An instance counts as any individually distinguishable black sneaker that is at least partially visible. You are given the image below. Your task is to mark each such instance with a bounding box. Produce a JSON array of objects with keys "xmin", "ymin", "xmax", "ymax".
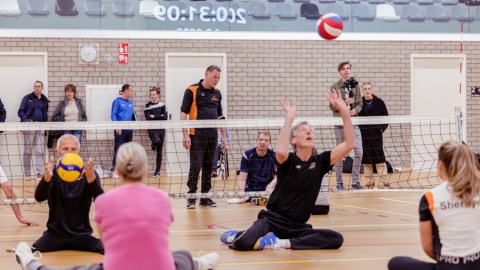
[
  {"xmin": 187, "ymin": 199, "xmax": 196, "ymax": 209},
  {"xmin": 352, "ymin": 183, "xmax": 363, "ymax": 190},
  {"xmin": 199, "ymin": 198, "xmax": 217, "ymax": 207},
  {"xmin": 153, "ymin": 171, "xmax": 160, "ymax": 178}
]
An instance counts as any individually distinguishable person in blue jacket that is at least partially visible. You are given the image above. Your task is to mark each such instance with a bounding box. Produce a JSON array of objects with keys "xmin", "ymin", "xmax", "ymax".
[{"xmin": 111, "ymin": 84, "xmax": 135, "ymax": 177}]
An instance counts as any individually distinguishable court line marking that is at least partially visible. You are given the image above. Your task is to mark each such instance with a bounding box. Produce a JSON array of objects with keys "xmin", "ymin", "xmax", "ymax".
[
  {"xmin": 379, "ymin": 198, "xmax": 419, "ymax": 205},
  {"xmin": 330, "ymin": 202, "xmax": 417, "ymax": 218},
  {"xmin": 218, "ymin": 256, "xmax": 430, "ymax": 266}
]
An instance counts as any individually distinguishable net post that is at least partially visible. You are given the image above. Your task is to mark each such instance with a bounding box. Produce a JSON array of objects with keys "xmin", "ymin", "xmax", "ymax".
[{"xmin": 455, "ymin": 106, "xmax": 463, "ymax": 143}]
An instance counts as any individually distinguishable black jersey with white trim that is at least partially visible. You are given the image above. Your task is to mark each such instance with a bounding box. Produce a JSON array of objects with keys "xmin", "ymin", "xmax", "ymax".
[{"xmin": 267, "ymin": 151, "xmax": 332, "ymax": 224}]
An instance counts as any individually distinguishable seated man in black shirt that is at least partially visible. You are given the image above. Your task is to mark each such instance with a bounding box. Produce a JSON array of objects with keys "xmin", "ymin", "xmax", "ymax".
[
  {"xmin": 32, "ymin": 134, "xmax": 104, "ymax": 254},
  {"xmin": 220, "ymin": 91, "xmax": 355, "ymax": 251}
]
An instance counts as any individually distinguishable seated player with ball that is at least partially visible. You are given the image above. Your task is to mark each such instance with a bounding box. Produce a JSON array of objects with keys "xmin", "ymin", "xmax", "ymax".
[
  {"xmin": 14, "ymin": 142, "xmax": 218, "ymax": 270},
  {"xmin": 31, "ymin": 134, "xmax": 104, "ymax": 254},
  {"xmin": 220, "ymin": 91, "xmax": 354, "ymax": 251}
]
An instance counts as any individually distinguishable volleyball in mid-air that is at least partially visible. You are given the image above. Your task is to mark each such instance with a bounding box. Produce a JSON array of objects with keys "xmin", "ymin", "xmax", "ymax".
[
  {"xmin": 316, "ymin": 13, "xmax": 343, "ymax": 40},
  {"xmin": 56, "ymin": 153, "xmax": 85, "ymax": 182}
]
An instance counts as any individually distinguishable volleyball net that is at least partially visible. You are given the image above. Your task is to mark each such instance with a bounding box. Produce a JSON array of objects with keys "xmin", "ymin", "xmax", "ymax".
[{"xmin": 0, "ymin": 113, "xmax": 464, "ymax": 205}]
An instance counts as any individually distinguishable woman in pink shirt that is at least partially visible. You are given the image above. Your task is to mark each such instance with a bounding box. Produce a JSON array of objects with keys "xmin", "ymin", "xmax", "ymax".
[{"xmin": 14, "ymin": 142, "xmax": 219, "ymax": 270}]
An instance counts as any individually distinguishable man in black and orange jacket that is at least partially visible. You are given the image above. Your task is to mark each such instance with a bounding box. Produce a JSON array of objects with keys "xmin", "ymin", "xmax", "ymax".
[{"xmin": 180, "ymin": 65, "xmax": 228, "ymax": 209}]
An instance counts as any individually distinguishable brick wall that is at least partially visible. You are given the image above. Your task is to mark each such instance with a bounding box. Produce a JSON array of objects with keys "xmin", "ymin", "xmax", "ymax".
[{"xmin": 1, "ymin": 37, "xmax": 479, "ymax": 175}]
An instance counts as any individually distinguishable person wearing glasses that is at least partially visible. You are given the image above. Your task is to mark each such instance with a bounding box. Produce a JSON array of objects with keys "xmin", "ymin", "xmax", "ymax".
[
  {"xmin": 144, "ymin": 87, "xmax": 168, "ymax": 178},
  {"xmin": 180, "ymin": 65, "xmax": 228, "ymax": 209}
]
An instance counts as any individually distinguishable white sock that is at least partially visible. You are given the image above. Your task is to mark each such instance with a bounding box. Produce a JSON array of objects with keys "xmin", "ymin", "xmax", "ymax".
[
  {"xmin": 27, "ymin": 260, "xmax": 42, "ymax": 270},
  {"xmin": 277, "ymin": 239, "xmax": 291, "ymax": 249}
]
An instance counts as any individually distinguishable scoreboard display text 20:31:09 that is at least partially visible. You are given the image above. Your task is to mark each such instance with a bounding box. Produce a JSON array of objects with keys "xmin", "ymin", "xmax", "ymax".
[{"xmin": 153, "ymin": 5, "xmax": 247, "ymax": 24}]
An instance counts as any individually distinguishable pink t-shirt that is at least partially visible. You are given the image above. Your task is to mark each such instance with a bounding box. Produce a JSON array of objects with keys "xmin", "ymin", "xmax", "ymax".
[{"xmin": 94, "ymin": 185, "xmax": 174, "ymax": 270}]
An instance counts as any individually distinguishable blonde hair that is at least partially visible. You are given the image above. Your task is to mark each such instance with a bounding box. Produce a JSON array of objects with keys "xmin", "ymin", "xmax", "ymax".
[
  {"xmin": 116, "ymin": 142, "xmax": 147, "ymax": 182},
  {"xmin": 438, "ymin": 140, "xmax": 480, "ymax": 207},
  {"xmin": 362, "ymin": 82, "xmax": 372, "ymax": 89}
]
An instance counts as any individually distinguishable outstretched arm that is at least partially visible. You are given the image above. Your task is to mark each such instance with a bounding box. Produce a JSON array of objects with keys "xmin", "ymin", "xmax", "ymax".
[
  {"xmin": 276, "ymin": 97, "xmax": 296, "ymax": 165},
  {"xmin": 326, "ymin": 90, "xmax": 355, "ymax": 165},
  {"xmin": 1, "ymin": 182, "xmax": 39, "ymax": 226}
]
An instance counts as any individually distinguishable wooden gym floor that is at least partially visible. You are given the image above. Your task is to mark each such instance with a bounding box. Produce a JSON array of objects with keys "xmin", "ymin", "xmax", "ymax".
[{"xmin": 0, "ymin": 175, "xmax": 434, "ymax": 270}]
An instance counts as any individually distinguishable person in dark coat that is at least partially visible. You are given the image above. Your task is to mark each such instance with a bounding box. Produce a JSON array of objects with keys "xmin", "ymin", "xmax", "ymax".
[{"xmin": 358, "ymin": 82, "xmax": 390, "ymax": 188}]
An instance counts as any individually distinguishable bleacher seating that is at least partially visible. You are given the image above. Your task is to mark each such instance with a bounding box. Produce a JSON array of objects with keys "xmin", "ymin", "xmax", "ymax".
[
  {"xmin": 417, "ymin": 0, "xmax": 435, "ymax": 5},
  {"xmin": 402, "ymin": 5, "xmax": 426, "ymax": 21},
  {"xmin": 452, "ymin": 6, "xmax": 475, "ymax": 22},
  {"xmin": 376, "ymin": 4, "xmax": 401, "ymax": 21},
  {"xmin": 140, "ymin": 0, "xmax": 160, "ymax": 18},
  {"xmin": 441, "ymin": 0, "xmax": 459, "ymax": 5},
  {"xmin": 0, "ymin": 0, "xmax": 21, "ymax": 16},
  {"xmin": 274, "ymin": 3, "xmax": 298, "ymax": 19},
  {"xmin": 113, "ymin": 0, "xmax": 135, "ymax": 17},
  {"xmin": 85, "ymin": 0, "xmax": 107, "ymax": 16},
  {"xmin": 427, "ymin": 5, "xmax": 450, "ymax": 21},
  {"xmin": 27, "ymin": 0, "xmax": 49, "ymax": 16},
  {"xmin": 247, "ymin": 2, "xmax": 271, "ymax": 19},
  {"xmin": 352, "ymin": 3, "xmax": 375, "ymax": 21},
  {"xmin": 326, "ymin": 3, "xmax": 349, "ymax": 20}
]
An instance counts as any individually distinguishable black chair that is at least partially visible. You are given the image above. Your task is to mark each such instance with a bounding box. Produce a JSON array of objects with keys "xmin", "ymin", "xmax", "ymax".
[
  {"xmin": 465, "ymin": 0, "xmax": 480, "ymax": 6},
  {"xmin": 55, "ymin": 0, "xmax": 79, "ymax": 16},
  {"xmin": 300, "ymin": 3, "xmax": 321, "ymax": 19},
  {"xmin": 27, "ymin": 0, "xmax": 49, "ymax": 16}
]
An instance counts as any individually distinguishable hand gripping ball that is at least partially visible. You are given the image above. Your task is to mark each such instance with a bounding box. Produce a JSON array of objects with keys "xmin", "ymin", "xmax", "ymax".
[
  {"xmin": 316, "ymin": 13, "xmax": 343, "ymax": 40},
  {"xmin": 56, "ymin": 153, "xmax": 85, "ymax": 182}
]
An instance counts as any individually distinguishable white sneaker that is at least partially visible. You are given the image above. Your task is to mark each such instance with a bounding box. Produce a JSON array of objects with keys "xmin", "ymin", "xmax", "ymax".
[
  {"xmin": 14, "ymin": 242, "xmax": 41, "ymax": 270},
  {"xmin": 227, "ymin": 197, "xmax": 249, "ymax": 204},
  {"xmin": 194, "ymin": 252, "xmax": 219, "ymax": 270},
  {"xmin": 112, "ymin": 172, "xmax": 119, "ymax": 179}
]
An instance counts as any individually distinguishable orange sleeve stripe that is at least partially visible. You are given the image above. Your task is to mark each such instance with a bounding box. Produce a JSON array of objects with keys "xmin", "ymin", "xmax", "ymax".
[
  {"xmin": 187, "ymin": 86, "xmax": 198, "ymax": 135},
  {"xmin": 425, "ymin": 191, "xmax": 434, "ymax": 214}
]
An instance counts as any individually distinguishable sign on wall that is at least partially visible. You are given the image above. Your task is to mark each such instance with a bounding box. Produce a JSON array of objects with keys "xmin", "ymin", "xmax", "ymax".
[{"xmin": 118, "ymin": 43, "xmax": 129, "ymax": 65}]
